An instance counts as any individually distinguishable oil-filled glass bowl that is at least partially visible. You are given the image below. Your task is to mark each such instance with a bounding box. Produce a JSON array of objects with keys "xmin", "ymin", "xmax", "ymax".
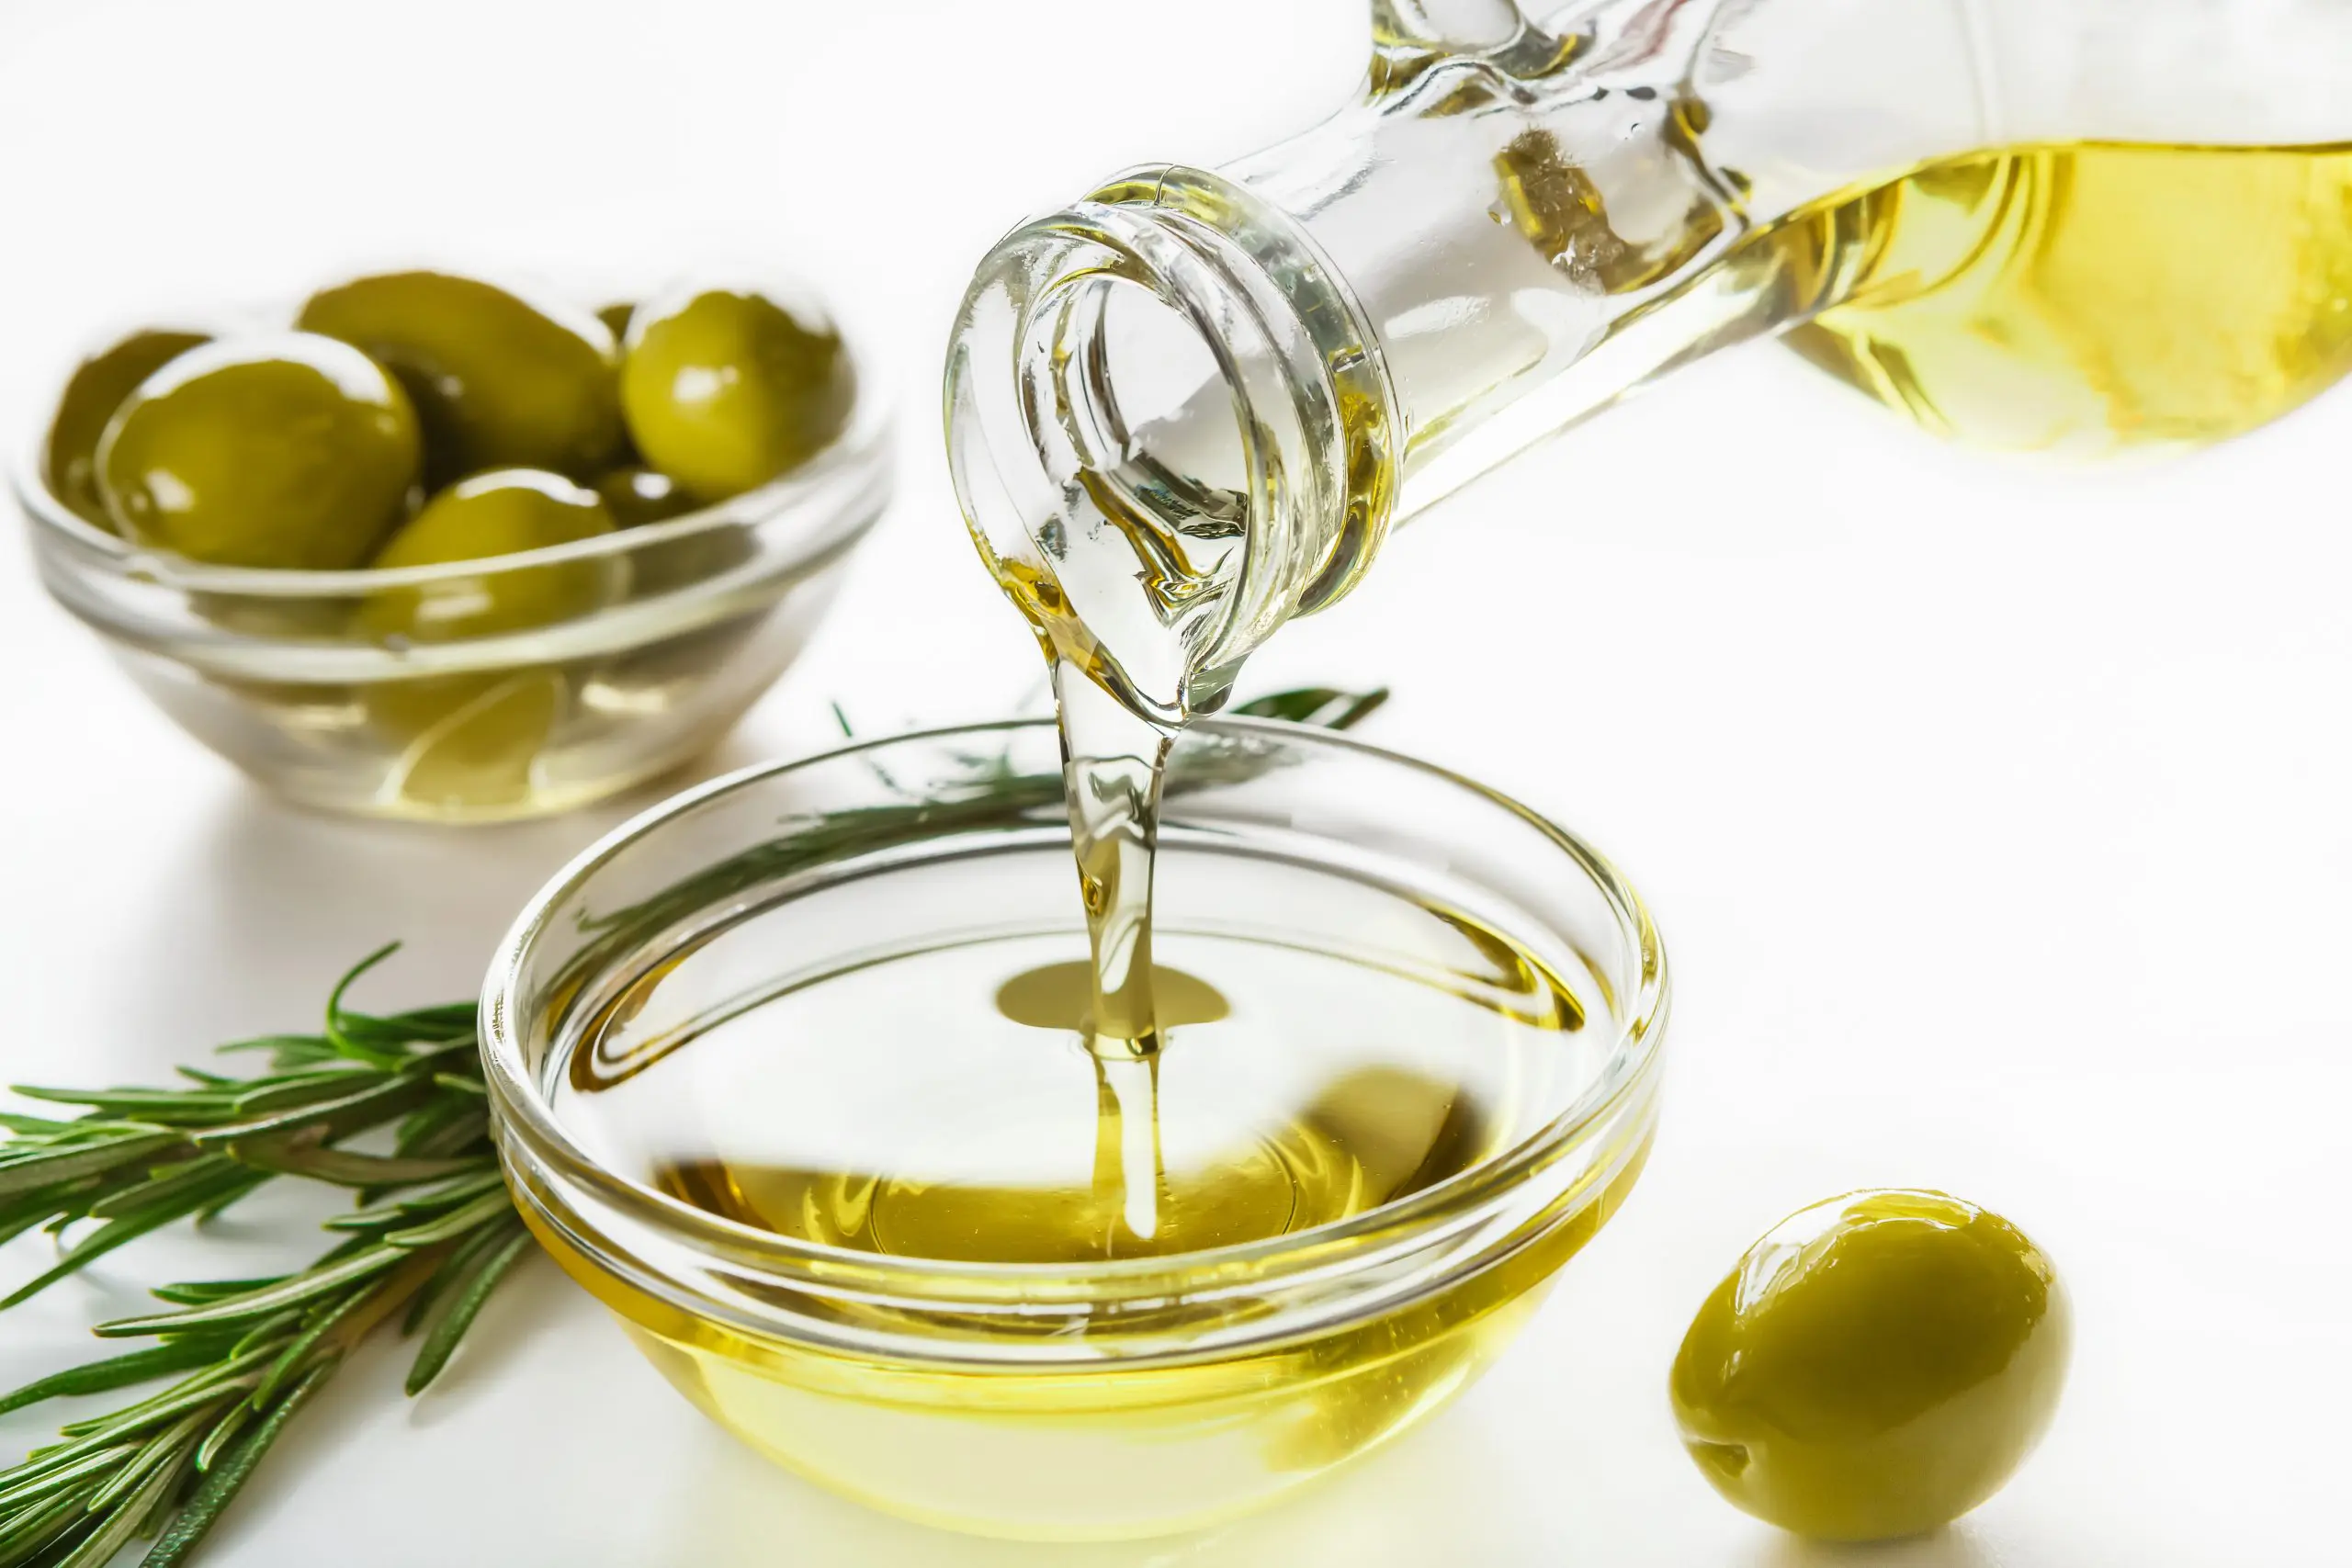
[
  {"xmin": 481, "ymin": 717, "xmax": 1668, "ymax": 1540},
  {"xmin": 13, "ymin": 312, "xmax": 888, "ymax": 824}
]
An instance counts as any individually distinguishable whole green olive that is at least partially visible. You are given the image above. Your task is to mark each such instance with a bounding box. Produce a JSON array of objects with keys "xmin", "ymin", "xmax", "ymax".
[
  {"xmin": 594, "ymin": 465, "xmax": 698, "ymax": 529},
  {"xmin": 360, "ymin": 468, "xmax": 619, "ymax": 644},
  {"xmin": 96, "ymin": 333, "xmax": 421, "ymax": 570},
  {"xmin": 618, "ymin": 285, "xmax": 854, "ymax": 503},
  {"xmin": 1670, "ymin": 1190, "xmax": 2070, "ymax": 1542},
  {"xmin": 595, "ymin": 302, "xmax": 636, "ymax": 341},
  {"xmin": 299, "ymin": 271, "xmax": 626, "ymax": 483},
  {"xmin": 43, "ymin": 329, "xmax": 211, "ymax": 526}
]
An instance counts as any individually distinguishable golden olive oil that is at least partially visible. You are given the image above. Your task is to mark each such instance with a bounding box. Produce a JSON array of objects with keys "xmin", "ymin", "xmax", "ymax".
[
  {"xmin": 552, "ymin": 886, "xmax": 1591, "ymax": 1267},
  {"xmin": 1781, "ymin": 142, "xmax": 2352, "ymax": 451},
  {"xmin": 532, "ymin": 846, "xmax": 1640, "ymax": 1538}
]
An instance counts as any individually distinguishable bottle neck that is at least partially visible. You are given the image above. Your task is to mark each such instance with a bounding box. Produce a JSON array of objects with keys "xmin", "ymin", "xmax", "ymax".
[{"xmin": 946, "ymin": 164, "xmax": 1396, "ymax": 722}]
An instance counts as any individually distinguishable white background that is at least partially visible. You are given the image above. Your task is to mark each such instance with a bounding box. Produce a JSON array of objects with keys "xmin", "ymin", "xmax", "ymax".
[{"xmin": 0, "ymin": 2, "xmax": 2345, "ymax": 1563}]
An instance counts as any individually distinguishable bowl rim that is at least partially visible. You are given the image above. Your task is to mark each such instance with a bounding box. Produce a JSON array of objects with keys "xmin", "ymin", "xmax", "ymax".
[
  {"xmin": 479, "ymin": 713, "xmax": 1670, "ymax": 1312},
  {"xmin": 12, "ymin": 310, "xmax": 891, "ymax": 598}
]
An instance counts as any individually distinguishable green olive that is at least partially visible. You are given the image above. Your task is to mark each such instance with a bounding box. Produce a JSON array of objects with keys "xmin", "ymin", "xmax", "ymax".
[
  {"xmin": 594, "ymin": 465, "xmax": 698, "ymax": 529},
  {"xmin": 298, "ymin": 271, "xmax": 625, "ymax": 483},
  {"xmin": 618, "ymin": 285, "xmax": 854, "ymax": 502},
  {"xmin": 360, "ymin": 468, "xmax": 619, "ymax": 644},
  {"xmin": 360, "ymin": 470, "xmax": 620, "ymax": 810},
  {"xmin": 1670, "ymin": 1190, "xmax": 2070, "ymax": 1542},
  {"xmin": 96, "ymin": 333, "xmax": 421, "ymax": 570},
  {"xmin": 596, "ymin": 302, "xmax": 635, "ymax": 341},
  {"xmin": 43, "ymin": 329, "xmax": 211, "ymax": 526}
]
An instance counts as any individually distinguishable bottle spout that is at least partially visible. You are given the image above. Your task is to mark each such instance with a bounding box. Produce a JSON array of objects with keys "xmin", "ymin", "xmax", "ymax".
[{"xmin": 944, "ymin": 167, "xmax": 1401, "ymax": 724}]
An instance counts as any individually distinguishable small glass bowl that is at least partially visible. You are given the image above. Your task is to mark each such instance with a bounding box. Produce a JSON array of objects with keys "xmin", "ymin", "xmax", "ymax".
[
  {"xmin": 12, "ymin": 324, "xmax": 888, "ymax": 824},
  {"xmin": 482, "ymin": 717, "xmax": 1669, "ymax": 1540}
]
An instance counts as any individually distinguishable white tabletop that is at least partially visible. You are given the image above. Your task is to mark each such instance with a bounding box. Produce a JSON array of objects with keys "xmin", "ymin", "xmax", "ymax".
[{"xmin": 1, "ymin": 2, "xmax": 2344, "ymax": 1563}]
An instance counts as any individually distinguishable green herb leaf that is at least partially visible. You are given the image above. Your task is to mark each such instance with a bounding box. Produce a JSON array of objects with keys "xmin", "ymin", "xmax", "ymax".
[
  {"xmin": 87, "ymin": 1156, "xmax": 242, "ymax": 1220},
  {"xmin": 135, "ymin": 1362, "xmax": 334, "ymax": 1568},
  {"xmin": 224, "ymin": 1136, "xmax": 481, "ymax": 1190},
  {"xmin": 405, "ymin": 1220, "xmax": 533, "ymax": 1393},
  {"xmin": 1, "ymin": 1167, "xmax": 262, "ymax": 1310},
  {"xmin": 146, "ymin": 1279, "xmax": 286, "ymax": 1306},
  {"xmin": 0, "ymin": 1132, "xmax": 187, "ymax": 1201},
  {"xmin": 0, "ymin": 1487, "xmax": 88, "ymax": 1566},
  {"xmin": 95, "ymin": 1248, "xmax": 404, "ymax": 1338},
  {"xmin": 0, "ymin": 1341, "xmax": 230, "ymax": 1419},
  {"xmin": 1231, "ymin": 684, "xmax": 1390, "ymax": 729},
  {"xmin": 189, "ymin": 1071, "xmax": 444, "ymax": 1149},
  {"xmin": 383, "ymin": 1190, "xmax": 513, "ymax": 1250}
]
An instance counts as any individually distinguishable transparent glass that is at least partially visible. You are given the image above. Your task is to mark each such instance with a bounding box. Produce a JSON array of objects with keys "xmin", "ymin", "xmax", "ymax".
[
  {"xmin": 945, "ymin": 0, "xmax": 2352, "ymax": 720},
  {"xmin": 15, "ymin": 302, "xmax": 889, "ymax": 824},
  {"xmin": 481, "ymin": 717, "xmax": 1668, "ymax": 1540}
]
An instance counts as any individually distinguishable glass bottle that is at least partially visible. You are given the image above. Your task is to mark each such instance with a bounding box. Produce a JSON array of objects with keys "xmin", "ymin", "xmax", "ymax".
[{"xmin": 945, "ymin": 0, "xmax": 2352, "ymax": 721}]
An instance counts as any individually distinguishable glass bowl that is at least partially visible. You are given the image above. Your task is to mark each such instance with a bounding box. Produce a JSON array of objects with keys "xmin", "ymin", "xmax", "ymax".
[
  {"xmin": 481, "ymin": 717, "xmax": 1669, "ymax": 1540},
  {"xmin": 12, "ymin": 310, "xmax": 888, "ymax": 823}
]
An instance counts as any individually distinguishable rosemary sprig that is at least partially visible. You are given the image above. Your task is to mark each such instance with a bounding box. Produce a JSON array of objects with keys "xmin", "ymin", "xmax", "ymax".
[
  {"xmin": 0, "ymin": 949, "xmax": 523, "ymax": 1568},
  {"xmin": 0, "ymin": 686, "xmax": 1388, "ymax": 1567}
]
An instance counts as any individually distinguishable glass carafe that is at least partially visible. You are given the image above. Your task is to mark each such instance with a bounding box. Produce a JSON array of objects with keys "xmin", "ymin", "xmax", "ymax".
[{"xmin": 944, "ymin": 0, "xmax": 2352, "ymax": 721}]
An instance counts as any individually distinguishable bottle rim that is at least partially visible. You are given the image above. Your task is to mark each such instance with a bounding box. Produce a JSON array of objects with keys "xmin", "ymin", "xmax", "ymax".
[{"xmin": 943, "ymin": 167, "xmax": 1403, "ymax": 723}]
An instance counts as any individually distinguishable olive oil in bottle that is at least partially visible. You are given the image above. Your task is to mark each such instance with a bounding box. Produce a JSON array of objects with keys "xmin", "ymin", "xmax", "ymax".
[{"xmin": 1777, "ymin": 141, "xmax": 2352, "ymax": 452}]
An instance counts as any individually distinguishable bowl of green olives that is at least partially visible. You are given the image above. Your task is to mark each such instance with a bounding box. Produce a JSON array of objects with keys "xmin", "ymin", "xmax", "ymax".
[{"xmin": 16, "ymin": 269, "xmax": 888, "ymax": 822}]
